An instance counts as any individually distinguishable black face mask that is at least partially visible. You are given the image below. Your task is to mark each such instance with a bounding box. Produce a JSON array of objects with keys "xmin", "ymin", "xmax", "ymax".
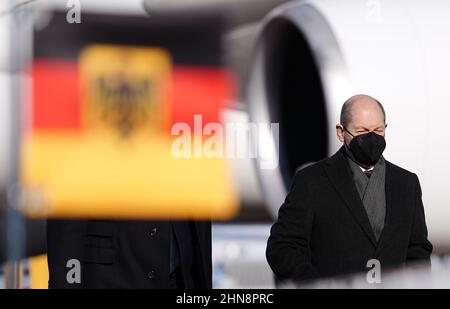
[{"xmin": 343, "ymin": 128, "xmax": 386, "ymax": 166}]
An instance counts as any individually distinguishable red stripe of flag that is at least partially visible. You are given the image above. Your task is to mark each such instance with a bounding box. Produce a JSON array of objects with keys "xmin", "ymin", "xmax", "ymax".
[{"xmin": 31, "ymin": 59, "xmax": 235, "ymax": 131}]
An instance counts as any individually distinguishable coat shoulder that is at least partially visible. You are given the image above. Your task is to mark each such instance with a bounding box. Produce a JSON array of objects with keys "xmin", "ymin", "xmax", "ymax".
[
  {"xmin": 291, "ymin": 157, "xmax": 329, "ymax": 186},
  {"xmin": 385, "ymin": 160, "xmax": 419, "ymax": 182}
]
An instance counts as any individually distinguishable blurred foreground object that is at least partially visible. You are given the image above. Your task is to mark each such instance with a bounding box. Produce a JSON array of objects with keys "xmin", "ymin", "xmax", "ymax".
[
  {"xmin": 29, "ymin": 254, "xmax": 48, "ymax": 289},
  {"xmin": 287, "ymin": 259, "xmax": 450, "ymax": 289},
  {"xmin": 143, "ymin": 0, "xmax": 289, "ymax": 27},
  {"xmin": 20, "ymin": 10, "xmax": 238, "ymax": 219}
]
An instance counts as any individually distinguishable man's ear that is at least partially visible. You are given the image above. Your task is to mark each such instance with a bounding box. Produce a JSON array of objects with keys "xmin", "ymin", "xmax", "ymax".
[{"xmin": 336, "ymin": 124, "xmax": 345, "ymax": 143}]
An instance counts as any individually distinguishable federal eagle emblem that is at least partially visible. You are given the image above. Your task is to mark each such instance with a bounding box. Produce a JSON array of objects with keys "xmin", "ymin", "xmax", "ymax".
[
  {"xmin": 79, "ymin": 44, "xmax": 172, "ymax": 138},
  {"xmin": 94, "ymin": 74, "xmax": 154, "ymax": 137}
]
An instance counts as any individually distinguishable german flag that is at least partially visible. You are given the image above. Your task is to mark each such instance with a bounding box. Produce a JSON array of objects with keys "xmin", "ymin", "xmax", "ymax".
[{"xmin": 21, "ymin": 12, "xmax": 238, "ymax": 220}]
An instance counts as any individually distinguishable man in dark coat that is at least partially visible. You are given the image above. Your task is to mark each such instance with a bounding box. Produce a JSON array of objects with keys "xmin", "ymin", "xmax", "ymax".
[
  {"xmin": 266, "ymin": 94, "xmax": 432, "ymax": 283},
  {"xmin": 47, "ymin": 219, "xmax": 211, "ymax": 289}
]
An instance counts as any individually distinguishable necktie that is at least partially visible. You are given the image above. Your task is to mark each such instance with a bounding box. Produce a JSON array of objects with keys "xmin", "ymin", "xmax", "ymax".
[{"xmin": 364, "ymin": 170, "xmax": 373, "ymax": 178}]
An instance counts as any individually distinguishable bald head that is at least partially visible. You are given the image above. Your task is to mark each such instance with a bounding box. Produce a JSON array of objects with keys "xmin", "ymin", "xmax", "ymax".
[
  {"xmin": 340, "ymin": 94, "xmax": 386, "ymax": 128},
  {"xmin": 336, "ymin": 94, "xmax": 387, "ymax": 152}
]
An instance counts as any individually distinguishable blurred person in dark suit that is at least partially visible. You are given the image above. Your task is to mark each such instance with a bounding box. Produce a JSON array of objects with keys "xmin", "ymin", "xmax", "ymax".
[
  {"xmin": 47, "ymin": 219, "xmax": 211, "ymax": 289},
  {"xmin": 267, "ymin": 94, "xmax": 432, "ymax": 283}
]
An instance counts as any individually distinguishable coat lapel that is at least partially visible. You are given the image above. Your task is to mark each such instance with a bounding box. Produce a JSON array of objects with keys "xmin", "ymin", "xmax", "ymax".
[{"xmin": 324, "ymin": 147, "xmax": 377, "ymax": 246}]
